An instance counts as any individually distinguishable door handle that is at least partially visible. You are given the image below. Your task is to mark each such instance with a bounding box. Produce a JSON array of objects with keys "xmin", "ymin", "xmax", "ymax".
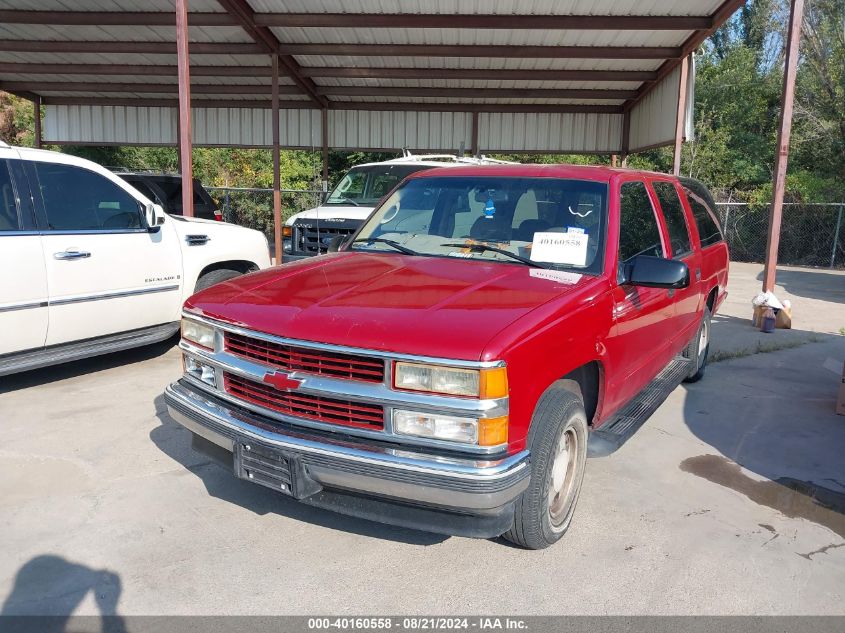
[
  {"xmin": 695, "ymin": 268, "xmax": 701, "ymax": 281},
  {"xmin": 54, "ymin": 249, "xmax": 91, "ymax": 261}
]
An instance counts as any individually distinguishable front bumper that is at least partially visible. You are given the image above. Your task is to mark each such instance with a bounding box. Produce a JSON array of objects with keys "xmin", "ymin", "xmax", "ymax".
[{"xmin": 164, "ymin": 381, "xmax": 530, "ymax": 538}]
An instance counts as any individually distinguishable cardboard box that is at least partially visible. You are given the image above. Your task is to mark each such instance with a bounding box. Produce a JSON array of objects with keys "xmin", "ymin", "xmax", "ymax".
[{"xmin": 752, "ymin": 305, "xmax": 792, "ymax": 329}]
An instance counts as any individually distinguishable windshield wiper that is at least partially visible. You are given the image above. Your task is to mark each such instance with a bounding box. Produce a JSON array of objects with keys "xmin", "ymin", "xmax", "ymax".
[
  {"xmin": 329, "ymin": 197, "xmax": 360, "ymax": 207},
  {"xmin": 351, "ymin": 238, "xmax": 419, "ymax": 256},
  {"xmin": 440, "ymin": 242, "xmax": 550, "ymax": 268}
]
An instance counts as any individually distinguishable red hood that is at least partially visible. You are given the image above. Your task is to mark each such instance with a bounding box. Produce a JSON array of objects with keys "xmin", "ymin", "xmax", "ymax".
[{"xmin": 185, "ymin": 252, "xmax": 595, "ymax": 361}]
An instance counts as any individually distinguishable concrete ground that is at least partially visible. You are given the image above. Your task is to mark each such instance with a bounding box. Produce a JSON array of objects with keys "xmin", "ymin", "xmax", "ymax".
[{"xmin": 0, "ymin": 263, "xmax": 844, "ymax": 616}]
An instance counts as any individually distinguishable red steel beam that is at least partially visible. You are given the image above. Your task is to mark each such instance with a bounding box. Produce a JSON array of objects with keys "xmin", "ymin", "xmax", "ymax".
[
  {"xmin": 0, "ymin": 62, "xmax": 273, "ymax": 77},
  {"xmin": 271, "ymin": 54, "xmax": 282, "ymax": 265},
  {"xmin": 1, "ymin": 81, "xmax": 300, "ymax": 95},
  {"xmin": 32, "ymin": 95, "xmax": 42, "ymax": 148},
  {"xmin": 255, "ymin": 13, "xmax": 712, "ymax": 30},
  {"xmin": 763, "ymin": 0, "xmax": 805, "ymax": 292},
  {"xmin": 0, "ymin": 10, "xmax": 236, "ymax": 26},
  {"xmin": 0, "ymin": 40, "xmax": 263, "ymax": 54},
  {"xmin": 672, "ymin": 55, "xmax": 690, "ymax": 176},
  {"xmin": 0, "ymin": 62, "xmax": 655, "ymax": 83},
  {"xmin": 302, "ymin": 67, "xmax": 658, "ymax": 82},
  {"xmin": 216, "ymin": 0, "xmax": 327, "ymax": 108},
  {"xmin": 176, "ymin": 0, "xmax": 194, "ymax": 218},
  {"xmin": 321, "ymin": 108, "xmax": 329, "ymax": 187},
  {"xmin": 317, "ymin": 86, "xmax": 635, "ymax": 100},
  {"xmin": 279, "ymin": 43, "xmax": 681, "ymax": 59}
]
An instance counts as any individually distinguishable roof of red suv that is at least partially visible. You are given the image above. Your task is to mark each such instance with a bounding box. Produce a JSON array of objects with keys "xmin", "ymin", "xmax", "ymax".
[{"xmin": 405, "ymin": 163, "xmax": 668, "ymax": 182}]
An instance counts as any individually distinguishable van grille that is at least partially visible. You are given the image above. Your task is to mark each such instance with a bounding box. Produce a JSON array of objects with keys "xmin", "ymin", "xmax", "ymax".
[
  {"xmin": 224, "ymin": 373, "xmax": 385, "ymax": 430},
  {"xmin": 225, "ymin": 332, "xmax": 385, "ymax": 383}
]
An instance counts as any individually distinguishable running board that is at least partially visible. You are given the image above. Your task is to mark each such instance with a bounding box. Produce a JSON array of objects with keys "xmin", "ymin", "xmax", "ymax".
[
  {"xmin": 0, "ymin": 322, "xmax": 179, "ymax": 377},
  {"xmin": 588, "ymin": 356, "xmax": 692, "ymax": 458}
]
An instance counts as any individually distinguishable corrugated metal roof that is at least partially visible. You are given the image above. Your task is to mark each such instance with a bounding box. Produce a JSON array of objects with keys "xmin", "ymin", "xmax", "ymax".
[
  {"xmin": 10, "ymin": 0, "xmax": 738, "ymax": 152},
  {"xmin": 249, "ymin": 0, "xmax": 724, "ymax": 17}
]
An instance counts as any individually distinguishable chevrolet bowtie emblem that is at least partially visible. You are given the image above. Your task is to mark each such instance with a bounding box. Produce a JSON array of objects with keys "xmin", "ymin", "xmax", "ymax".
[{"xmin": 262, "ymin": 371, "xmax": 302, "ymax": 391}]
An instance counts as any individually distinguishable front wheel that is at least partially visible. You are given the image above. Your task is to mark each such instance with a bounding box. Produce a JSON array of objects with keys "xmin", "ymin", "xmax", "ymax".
[
  {"xmin": 504, "ymin": 385, "xmax": 588, "ymax": 550},
  {"xmin": 683, "ymin": 305, "xmax": 711, "ymax": 383},
  {"xmin": 194, "ymin": 268, "xmax": 243, "ymax": 293}
]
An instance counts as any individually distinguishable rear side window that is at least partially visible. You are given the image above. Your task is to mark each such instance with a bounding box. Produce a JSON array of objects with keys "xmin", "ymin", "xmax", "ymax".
[
  {"xmin": 652, "ymin": 181, "xmax": 692, "ymax": 257},
  {"xmin": 0, "ymin": 161, "xmax": 19, "ymax": 231},
  {"xmin": 683, "ymin": 187, "xmax": 723, "ymax": 248},
  {"xmin": 33, "ymin": 163, "xmax": 142, "ymax": 231},
  {"xmin": 619, "ymin": 181, "xmax": 664, "ymax": 263}
]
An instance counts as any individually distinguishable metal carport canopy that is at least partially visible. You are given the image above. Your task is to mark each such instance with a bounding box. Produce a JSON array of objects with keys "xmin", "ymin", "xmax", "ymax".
[{"xmin": 0, "ymin": 0, "xmax": 743, "ymax": 155}]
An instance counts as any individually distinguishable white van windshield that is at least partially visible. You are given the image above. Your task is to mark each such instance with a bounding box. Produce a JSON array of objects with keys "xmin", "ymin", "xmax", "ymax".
[{"xmin": 325, "ymin": 165, "xmax": 432, "ymax": 207}]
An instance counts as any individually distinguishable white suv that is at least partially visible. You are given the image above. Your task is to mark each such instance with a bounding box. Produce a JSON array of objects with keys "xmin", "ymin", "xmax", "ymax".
[
  {"xmin": 284, "ymin": 152, "xmax": 515, "ymax": 260},
  {"xmin": 0, "ymin": 143, "xmax": 271, "ymax": 376}
]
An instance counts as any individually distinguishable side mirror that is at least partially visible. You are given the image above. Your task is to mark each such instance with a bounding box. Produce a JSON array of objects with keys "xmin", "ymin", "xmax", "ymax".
[
  {"xmin": 327, "ymin": 235, "xmax": 348, "ymax": 253},
  {"xmin": 144, "ymin": 203, "xmax": 166, "ymax": 233},
  {"xmin": 624, "ymin": 255, "xmax": 690, "ymax": 289}
]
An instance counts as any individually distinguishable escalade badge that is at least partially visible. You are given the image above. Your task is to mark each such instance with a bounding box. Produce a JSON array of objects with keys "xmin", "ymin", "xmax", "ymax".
[{"xmin": 263, "ymin": 371, "xmax": 302, "ymax": 391}]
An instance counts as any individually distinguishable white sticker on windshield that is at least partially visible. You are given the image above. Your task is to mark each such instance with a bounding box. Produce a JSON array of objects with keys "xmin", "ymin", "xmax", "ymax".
[
  {"xmin": 529, "ymin": 269, "xmax": 583, "ymax": 284},
  {"xmin": 530, "ymin": 232, "xmax": 588, "ymax": 266}
]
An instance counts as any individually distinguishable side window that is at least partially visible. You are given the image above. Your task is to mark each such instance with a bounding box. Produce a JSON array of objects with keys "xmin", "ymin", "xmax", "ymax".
[
  {"xmin": 34, "ymin": 163, "xmax": 142, "ymax": 231},
  {"xmin": 619, "ymin": 181, "xmax": 664, "ymax": 264},
  {"xmin": 0, "ymin": 161, "xmax": 19, "ymax": 231},
  {"xmin": 652, "ymin": 181, "xmax": 692, "ymax": 257},
  {"xmin": 683, "ymin": 187, "xmax": 723, "ymax": 248}
]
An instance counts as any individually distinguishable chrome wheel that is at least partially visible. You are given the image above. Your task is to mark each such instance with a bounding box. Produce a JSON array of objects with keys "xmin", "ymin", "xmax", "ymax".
[
  {"xmin": 697, "ymin": 317, "xmax": 709, "ymax": 366},
  {"xmin": 548, "ymin": 427, "xmax": 579, "ymax": 528}
]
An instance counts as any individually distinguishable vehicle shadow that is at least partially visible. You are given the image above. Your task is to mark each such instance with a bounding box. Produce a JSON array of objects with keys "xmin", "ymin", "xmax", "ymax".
[
  {"xmin": 149, "ymin": 395, "xmax": 448, "ymax": 546},
  {"xmin": 679, "ymin": 316, "xmax": 845, "ymax": 539},
  {"xmin": 0, "ymin": 554, "xmax": 126, "ymax": 632},
  {"xmin": 0, "ymin": 336, "xmax": 178, "ymax": 394},
  {"xmin": 754, "ymin": 267, "xmax": 845, "ymax": 304}
]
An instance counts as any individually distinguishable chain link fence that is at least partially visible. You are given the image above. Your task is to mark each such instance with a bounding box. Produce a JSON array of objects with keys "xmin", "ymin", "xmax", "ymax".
[
  {"xmin": 206, "ymin": 187, "xmax": 324, "ymax": 243},
  {"xmin": 206, "ymin": 187, "xmax": 845, "ymax": 270},
  {"xmin": 715, "ymin": 202, "xmax": 845, "ymax": 269}
]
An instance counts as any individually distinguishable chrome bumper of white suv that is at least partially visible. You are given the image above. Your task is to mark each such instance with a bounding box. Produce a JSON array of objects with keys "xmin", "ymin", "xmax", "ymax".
[{"xmin": 164, "ymin": 381, "xmax": 530, "ymax": 537}]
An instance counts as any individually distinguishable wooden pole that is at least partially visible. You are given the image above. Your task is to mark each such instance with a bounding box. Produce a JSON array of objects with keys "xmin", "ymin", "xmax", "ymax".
[
  {"xmin": 672, "ymin": 55, "xmax": 689, "ymax": 177},
  {"xmin": 175, "ymin": 0, "xmax": 193, "ymax": 217},
  {"xmin": 32, "ymin": 95, "xmax": 41, "ymax": 148},
  {"xmin": 763, "ymin": 0, "xmax": 805, "ymax": 292},
  {"xmin": 272, "ymin": 53, "xmax": 282, "ymax": 265}
]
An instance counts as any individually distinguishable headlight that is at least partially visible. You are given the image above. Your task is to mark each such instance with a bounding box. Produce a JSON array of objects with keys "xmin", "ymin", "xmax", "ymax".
[
  {"xmin": 393, "ymin": 362, "xmax": 508, "ymax": 398},
  {"xmin": 393, "ymin": 410, "xmax": 508, "ymax": 446},
  {"xmin": 181, "ymin": 318, "xmax": 215, "ymax": 350}
]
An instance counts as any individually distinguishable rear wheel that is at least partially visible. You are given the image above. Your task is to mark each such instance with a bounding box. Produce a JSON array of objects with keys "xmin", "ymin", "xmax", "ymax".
[
  {"xmin": 194, "ymin": 268, "xmax": 243, "ymax": 293},
  {"xmin": 683, "ymin": 305, "xmax": 711, "ymax": 383},
  {"xmin": 504, "ymin": 385, "xmax": 588, "ymax": 550}
]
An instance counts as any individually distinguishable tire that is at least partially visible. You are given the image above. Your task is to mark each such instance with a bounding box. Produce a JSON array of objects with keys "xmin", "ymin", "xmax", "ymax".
[
  {"xmin": 194, "ymin": 268, "xmax": 243, "ymax": 293},
  {"xmin": 504, "ymin": 385, "xmax": 588, "ymax": 550},
  {"xmin": 683, "ymin": 304, "xmax": 711, "ymax": 383}
]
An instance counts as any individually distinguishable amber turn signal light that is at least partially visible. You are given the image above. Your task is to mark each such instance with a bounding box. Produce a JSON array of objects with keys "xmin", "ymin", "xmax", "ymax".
[
  {"xmin": 478, "ymin": 416, "xmax": 509, "ymax": 446},
  {"xmin": 282, "ymin": 225, "xmax": 292, "ymax": 238},
  {"xmin": 479, "ymin": 367, "xmax": 509, "ymax": 399}
]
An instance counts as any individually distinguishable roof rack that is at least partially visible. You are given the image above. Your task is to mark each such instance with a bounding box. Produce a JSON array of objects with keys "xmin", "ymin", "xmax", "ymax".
[{"xmin": 388, "ymin": 150, "xmax": 519, "ymax": 165}]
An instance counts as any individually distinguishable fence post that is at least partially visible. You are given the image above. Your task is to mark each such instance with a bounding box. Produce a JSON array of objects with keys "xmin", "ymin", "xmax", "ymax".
[
  {"xmin": 224, "ymin": 188, "xmax": 230, "ymax": 222},
  {"xmin": 832, "ymin": 203, "xmax": 844, "ymax": 269}
]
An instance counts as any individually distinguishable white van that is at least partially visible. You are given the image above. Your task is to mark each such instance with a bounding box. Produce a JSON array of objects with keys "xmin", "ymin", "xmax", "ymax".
[
  {"xmin": 283, "ymin": 152, "xmax": 515, "ymax": 260},
  {"xmin": 0, "ymin": 143, "xmax": 271, "ymax": 375}
]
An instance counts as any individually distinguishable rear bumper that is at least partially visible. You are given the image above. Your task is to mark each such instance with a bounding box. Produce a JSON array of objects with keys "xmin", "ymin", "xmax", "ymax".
[{"xmin": 164, "ymin": 381, "xmax": 530, "ymax": 538}]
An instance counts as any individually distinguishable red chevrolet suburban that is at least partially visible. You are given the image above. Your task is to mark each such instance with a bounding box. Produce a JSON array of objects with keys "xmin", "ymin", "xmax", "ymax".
[{"xmin": 164, "ymin": 165, "xmax": 729, "ymax": 549}]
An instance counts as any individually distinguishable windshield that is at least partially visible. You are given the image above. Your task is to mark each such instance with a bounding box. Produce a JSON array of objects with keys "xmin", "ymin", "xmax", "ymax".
[
  {"xmin": 325, "ymin": 164, "xmax": 432, "ymax": 207},
  {"xmin": 352, "ymin": 176, "xmax": 608, "ymax": 273}
]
